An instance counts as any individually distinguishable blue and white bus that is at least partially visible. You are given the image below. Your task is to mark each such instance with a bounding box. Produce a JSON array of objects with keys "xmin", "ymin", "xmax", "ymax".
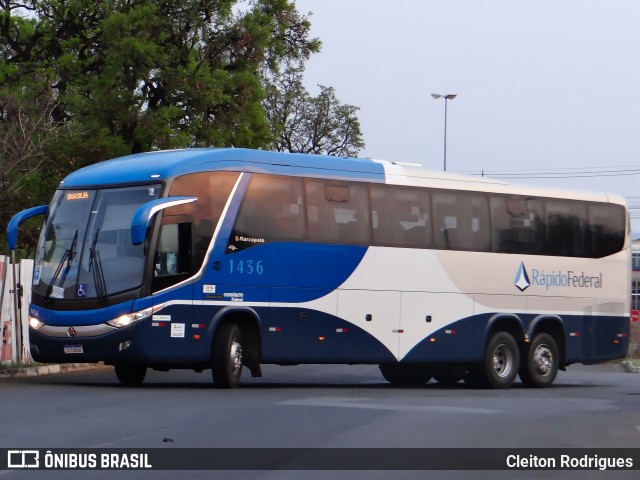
[{"xmin": 8, "ymin": 148, "xmax": 630, "ymax": 388}]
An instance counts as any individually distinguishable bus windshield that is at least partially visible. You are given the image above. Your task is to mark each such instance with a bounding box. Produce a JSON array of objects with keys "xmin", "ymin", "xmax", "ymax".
[{"xmin": 33, "ymin": 185, "xmax": 161, "ymax": 301}]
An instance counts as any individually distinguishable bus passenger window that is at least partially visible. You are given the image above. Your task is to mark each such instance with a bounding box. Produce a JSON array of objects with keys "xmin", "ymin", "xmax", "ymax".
[
  {"xmin": 230, "ymin": 174, "xmax": 305, "ymax": 251},
  {"xmin": 490, "ymin": 196, "xmax": 544, "ymax": 254},
  {"xmin": 371, "ymin": 185, "xmax": 432, "ymax": 248},
  {"xmin": 587, "ymin": 203, "xmax": 625, "ymax": 258},
  {"xmin": 433, "ymin": 191, "xmax": 490, "ymax": 251},
  {"xmin": 305, "ymin": 180, "xmax": 371, "ymax": 245},
  {"xmin": 545, "ymin": 200, "xmax": 587, "ymax": 257}
]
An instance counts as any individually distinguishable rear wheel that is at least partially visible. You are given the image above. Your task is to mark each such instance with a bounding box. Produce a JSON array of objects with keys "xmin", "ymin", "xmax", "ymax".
[
  {"xmin": 484, "ymin": 331, "xmax": 520, "ymax": 388},
  {"xmin": 114, "ymin": 364, "xmax": 146, "ymax": 386},
  {"xmin": 212, "ymin": 323, "xmax": 244, "ymax": 389},
  {"xmin": 465, "ymin": 332, "xmax": 520, "ymax": 389},
  {"xmin": 519, "ymin": 333, "xmax": 559, "ymax": 388},
  {"xmin": 379, "ymin": 364, "xmax": 431, "ymax": 386}
]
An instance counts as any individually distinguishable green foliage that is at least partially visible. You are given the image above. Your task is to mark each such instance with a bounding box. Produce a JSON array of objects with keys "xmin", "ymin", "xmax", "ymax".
[{"xmin": 0, "ymin": 0, "xmax": 329, "ymax": 255}]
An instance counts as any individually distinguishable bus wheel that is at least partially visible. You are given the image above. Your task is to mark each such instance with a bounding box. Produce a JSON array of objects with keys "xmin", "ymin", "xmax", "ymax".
[
  {"xmin": 478, "ymin": 331, "xmax": 520, "ymax": 389},
  {"xmin": 114, "ymin": 364, "xmax": 147, "ymax": 386},
  {"xmin": 519, "ymin": 333, "xmax": 559, "ymax": 388},
  {"xmin": 212, "ymin": 323, "xmax": 244, "ymax": 389},
  {"xmin": 379, "ymin": 364, "xmax": 431, "ymax": 386}
]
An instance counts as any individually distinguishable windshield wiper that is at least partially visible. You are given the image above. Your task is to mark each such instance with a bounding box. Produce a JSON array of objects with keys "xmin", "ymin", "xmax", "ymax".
[
  {"xmin": 44, "ymin": 230, "xmax": 78, "ymax": 303},
  {"xmin": 89, "ymin": 228, "xmax": 108, "ymax": 305}
]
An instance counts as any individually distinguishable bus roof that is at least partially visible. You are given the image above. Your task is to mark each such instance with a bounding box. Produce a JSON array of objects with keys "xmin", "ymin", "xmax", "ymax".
[
  {"xmin": 61, "ymin": 148, "xmax": 386, "ymax": 187},
  {"xmin": 60, "ymin": 148, "xmax": 627, "ymax": 206}
]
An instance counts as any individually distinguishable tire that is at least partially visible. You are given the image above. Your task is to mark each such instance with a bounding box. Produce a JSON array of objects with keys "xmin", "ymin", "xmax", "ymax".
[
  {"xmin": 212, "ymin": 323, "xmax": 244, "ymax": 389},
  {"xmin": 519, "ymin": 333, "xmax": 559, "ymax": 388},
  {"xmin": 114, "ymin": 364, "xmax": 147, "ymax": 386},
  {"xmin": 379, "ymin": 364, "xmax": 431, "ymax": 386},
  {"xmin": 467, "ymin": 332, "xmax": 520, "ymax": 389}
]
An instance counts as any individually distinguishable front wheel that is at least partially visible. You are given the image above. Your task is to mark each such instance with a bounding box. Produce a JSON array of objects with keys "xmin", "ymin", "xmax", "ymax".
[
  {"xmin": 519, "ymin": 333, "xmax": 559, "ymax": 388},
  {"xmin": 212, "ymin": 323, "xmax": 244, "ymax": 389},
  {"xmin": 114, "ymin": 364, "xmax": 147, "ymax": 386}
]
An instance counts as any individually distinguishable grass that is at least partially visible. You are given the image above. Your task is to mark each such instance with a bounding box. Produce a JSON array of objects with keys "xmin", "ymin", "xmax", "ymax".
[
  {"xmin": 0, "ymin": 361, "xmax": 43, "ymax": 371},
  {"xmin": 626, "ymin": 358, "xmax": 640, "ymax": 368}
]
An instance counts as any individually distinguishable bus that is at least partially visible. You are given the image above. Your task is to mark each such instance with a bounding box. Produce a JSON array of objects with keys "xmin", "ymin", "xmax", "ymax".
[{"xmin": 7, "ymin": 148, "xmax": 631, "ymax": 388}]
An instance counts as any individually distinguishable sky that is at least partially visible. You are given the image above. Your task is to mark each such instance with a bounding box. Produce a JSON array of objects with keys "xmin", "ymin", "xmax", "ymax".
[{"xmin": 293, "ymin": 0, "xmax": 640, "ymax": 233}]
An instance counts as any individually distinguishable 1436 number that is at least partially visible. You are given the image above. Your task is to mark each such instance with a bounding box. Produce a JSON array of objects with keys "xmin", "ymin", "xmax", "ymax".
[{"xmin": 229, "ymin": 259, "xmax": 264, "ymax": 275}]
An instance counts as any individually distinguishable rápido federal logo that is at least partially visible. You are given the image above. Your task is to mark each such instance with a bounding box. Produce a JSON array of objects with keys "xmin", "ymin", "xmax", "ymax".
[{"xmin": 515, "ymin": 262, "xmax": 603, "ymax": 292}]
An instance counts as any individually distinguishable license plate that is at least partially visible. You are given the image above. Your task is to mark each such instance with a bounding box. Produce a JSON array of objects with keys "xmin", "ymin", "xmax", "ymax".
[{"xmin": 64, "ymin": 345, "xmax": 84, "ymax": 354}]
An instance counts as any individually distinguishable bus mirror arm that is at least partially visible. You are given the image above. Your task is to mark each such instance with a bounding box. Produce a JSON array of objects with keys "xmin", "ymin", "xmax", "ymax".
[
  {"xmin": 7, "ymin": 205, "xmax": 49, "ymax": 251},
  {"xmin": 6, "ymin": 204, "xmax": 47, "ymax": 365},
  {"xmin": 130, "ymin": 196, "xmax": 197, "ymax": 246}
]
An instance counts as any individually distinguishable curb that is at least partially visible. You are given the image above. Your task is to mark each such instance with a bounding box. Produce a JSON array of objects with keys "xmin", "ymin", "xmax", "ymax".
[
  {"xmin": 620, "ymin": 361, "xmax": 640, "ymax": 373},
  {"xmin": 0, "ymin": 362, "xmax": 108, "ymax": 379}
]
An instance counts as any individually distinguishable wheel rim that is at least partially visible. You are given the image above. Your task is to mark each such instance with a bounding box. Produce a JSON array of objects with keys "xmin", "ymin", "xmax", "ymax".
[
  {"xmin": 532, "ymin": 344, "xmax": 553, "ymax": 376},
  {"xmin": 492, "ymin": 343, "xmax": 514, "ymax": 378},
  {"xmin": 229, "ymin": 339, "xmax": 243, "ymax": 376}
]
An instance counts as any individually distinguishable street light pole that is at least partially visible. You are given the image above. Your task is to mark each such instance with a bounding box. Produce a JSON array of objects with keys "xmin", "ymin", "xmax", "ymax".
[{"xmin": 431, "ymin": 93, "xmax": 457, "ymax": 171}]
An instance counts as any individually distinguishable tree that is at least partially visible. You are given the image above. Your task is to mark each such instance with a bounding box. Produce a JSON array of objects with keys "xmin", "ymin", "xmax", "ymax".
[
  {"xmin": 0, "ymin": 0, "xmax": 322, "ymax": 253},
  {"xmin": 1, "ymin": 0, "xmax": 321, "ymax": 159},
  {"xmin": 264, "ymin": 62, "xmax": 364, "ymax": 156}
]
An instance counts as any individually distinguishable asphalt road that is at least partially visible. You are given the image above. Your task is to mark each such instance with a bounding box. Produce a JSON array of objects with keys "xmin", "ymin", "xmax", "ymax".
[{"xmin": 1, "ymin": 362, "xmax": 639, "ymax": 479}]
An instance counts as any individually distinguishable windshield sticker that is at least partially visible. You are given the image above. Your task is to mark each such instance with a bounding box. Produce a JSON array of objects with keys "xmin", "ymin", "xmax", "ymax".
[
  {"xmin": 51, "ymin": 285, "xmax": 65, "ymax": 299},
  {"xmin": 76, "ymin": 284, "xmax": 88, "ymax": 297},
  {"xmin": 171, "ymin": 323, "xmax": 185, "ymax": 338},
  {"xmin": 33, "ymin": 266, "xmax": 42, "ymax": 285}
]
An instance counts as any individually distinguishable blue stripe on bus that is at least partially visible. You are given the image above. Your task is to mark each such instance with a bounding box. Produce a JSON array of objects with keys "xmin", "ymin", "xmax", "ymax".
[
  {"xmin": 401, "ymin": 313, "xmax": 629, "ymax": 365},
  {"xmin": 202, "ymin": 243, "xmax": 369, "ymax": 303},
  {"xmin": 29, "ymin": 301, "xmax": 628, "ymax": 367}
]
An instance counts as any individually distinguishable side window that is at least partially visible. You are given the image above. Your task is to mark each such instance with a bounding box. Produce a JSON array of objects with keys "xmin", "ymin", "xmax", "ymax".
[
  {"xmin": 490, "ymin": 196, "xmax": 544, "ymax": 254},
  {"xmin": 371, "ymin": 184, "xmax": 433, "ymax": 248},
  {"xmin": 433, "ymin": 191, "xmax": 490, "ymax": 251},
  {"xmin": 305, "ymin": 180, "xmax": 371, "ymax": 244},
  {"xmin": 545, "ymin": 200, "xmax": 587, "ymax": 257},
  {"xmin": 153, "ymin": 171, "xmax": 238, "ymax": 292},
  {"xmin": 230, "ymin": 174, "xmax": 305, "ymax": 251},
  {"xmin": 587, "ymin": 203, "xmax": 625, "ymax": 257},
  {"xmin": 155, "ymin": 219, "xmax": 192, "ymax": 277},
  {"xmin": 166, "ymin": 171, "xmax": 239, "ymax": 268}
]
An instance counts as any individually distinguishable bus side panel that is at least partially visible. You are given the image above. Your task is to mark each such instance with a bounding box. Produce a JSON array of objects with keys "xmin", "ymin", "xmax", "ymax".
[
  {"xmin": 401, "ymin": 313, "xmax": 490, "ymax": 363},
  {"xmin": 259, "ymin": 306, "xmax": 396, "ymax": 364},
  {"xmin": 566, "ymin": 314, "xmax": 630, "ymax": 363}
]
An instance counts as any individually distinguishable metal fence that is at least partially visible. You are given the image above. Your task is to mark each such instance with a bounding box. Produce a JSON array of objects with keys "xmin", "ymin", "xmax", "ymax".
[{"xmin": 0, "ymin": 255, "xmax": 34, "ymax": 365}]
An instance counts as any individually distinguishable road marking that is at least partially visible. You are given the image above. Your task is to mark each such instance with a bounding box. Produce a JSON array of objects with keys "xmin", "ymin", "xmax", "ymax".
[{"xmin": 279, "ymin": 397, "xmax": 499, "ymax": 415}]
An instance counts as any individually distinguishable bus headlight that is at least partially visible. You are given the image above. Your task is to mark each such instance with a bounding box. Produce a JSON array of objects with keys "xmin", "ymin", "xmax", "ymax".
[
  {"xmin": 106, "ymin": 304, "xmax": 165, "ymax": 329},
  {"xmin": 29, "ymin": 317, "xmax": 45, "ymax": 330}
]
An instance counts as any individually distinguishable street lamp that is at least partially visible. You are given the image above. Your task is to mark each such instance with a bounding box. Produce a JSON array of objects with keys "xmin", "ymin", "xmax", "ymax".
[{"xmin": 431, "ymin": 93, "xmax": 457, "ymax": 171}]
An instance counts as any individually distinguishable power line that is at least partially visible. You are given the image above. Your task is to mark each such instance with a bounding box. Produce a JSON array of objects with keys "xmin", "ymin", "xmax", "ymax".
[{"xmin": 453, "ymin": 165, "xmax": 640, "ymax": 179}]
